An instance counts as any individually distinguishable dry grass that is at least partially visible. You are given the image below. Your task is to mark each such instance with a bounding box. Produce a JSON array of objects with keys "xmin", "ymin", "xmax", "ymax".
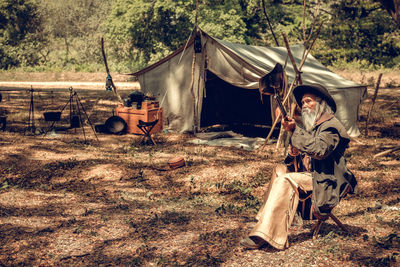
[{"xmin": 0, "ymin": 80, "xmax": 399, "ymax": 266}]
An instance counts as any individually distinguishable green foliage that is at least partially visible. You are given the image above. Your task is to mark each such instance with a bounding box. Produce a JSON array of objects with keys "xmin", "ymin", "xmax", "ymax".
[
  {"xmin": 37, "ymin": 0, "xmax": 110, "ymax": 70},
  {"xmin": 104, "ymin": 0, "xmax": 276, "ymax": 68},
  {"xmin": 0, "ymin": 180, "xmax": 10, "ymax": 190},
  {"xmin": 1, "ymin": 0, "xmax": 400, "ymax": 71},
  {"xmin": 315, "ymin": 0, "xmax": 400, "ymax": 68},
  {"xmin": 0, "ymin": 0, "xmax": 46, "ymax": 69}
]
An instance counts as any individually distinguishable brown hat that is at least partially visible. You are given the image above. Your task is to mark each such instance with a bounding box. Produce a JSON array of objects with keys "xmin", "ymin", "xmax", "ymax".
[{"xmin": 293, "ymin": 84, "xmax": 336, "ymax": 113}]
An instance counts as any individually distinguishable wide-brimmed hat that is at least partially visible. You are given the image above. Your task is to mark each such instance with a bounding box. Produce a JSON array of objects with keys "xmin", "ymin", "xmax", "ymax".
[{"xmin": 293, "ymin": 84, "xmax": 336, "ymax": 113}]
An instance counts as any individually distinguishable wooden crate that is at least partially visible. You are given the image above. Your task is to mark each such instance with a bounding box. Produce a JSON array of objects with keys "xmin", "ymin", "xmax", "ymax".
[
  {"xmin": 141, "ymin": 101, "xmax": 159, "ymax": 109},
  {"xmin": 115, "ymin": 104, "xmax": 163, "ymax": 135}
]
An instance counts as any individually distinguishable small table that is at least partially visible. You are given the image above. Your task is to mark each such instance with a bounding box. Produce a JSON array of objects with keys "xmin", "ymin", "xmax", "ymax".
[{"xmin": 137, "ymin": 119, "xmax": 158, "ymax": 145}]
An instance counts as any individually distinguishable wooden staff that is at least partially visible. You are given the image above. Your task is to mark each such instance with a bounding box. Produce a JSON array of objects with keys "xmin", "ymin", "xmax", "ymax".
[{"xmin": 365, "ymin": 73, "xmax": 383, "ymax": 136}]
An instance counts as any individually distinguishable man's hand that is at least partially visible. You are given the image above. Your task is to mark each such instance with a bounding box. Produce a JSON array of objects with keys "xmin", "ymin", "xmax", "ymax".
[
  {"xmin": 289, "ymin": 145, "xmax": 300, "ymax": 157},
  {"xmin": 282, "ymin": 117, "xmax": 296, "ymax": 132}
]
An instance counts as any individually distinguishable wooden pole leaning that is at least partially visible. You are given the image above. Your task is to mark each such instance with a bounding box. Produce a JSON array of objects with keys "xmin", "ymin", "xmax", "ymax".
[
  {"xmin": 275, "ymin": 33, "xmax": 303, "ymax": 151},
  {"xmin": 262, "ymin": 23, "xmax": 323, "ymax": 147},
  {"xmin": 101, "ymin": 37, "xmax": 123, "ymax": 104},
  {"xmin": 365, "ymin": 73, "xmax": 383, "ymax": 136}
]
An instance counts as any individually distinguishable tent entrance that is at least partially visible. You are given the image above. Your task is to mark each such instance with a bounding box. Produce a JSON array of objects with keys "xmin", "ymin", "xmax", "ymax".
[{"xmin": 200, "ymin": 71, "xmax": 274, "ymax": 137}]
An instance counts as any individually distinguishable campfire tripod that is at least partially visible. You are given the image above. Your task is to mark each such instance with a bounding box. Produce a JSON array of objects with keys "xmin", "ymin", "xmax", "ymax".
[{"xmin": 45, "ymin": 87, "xmax": 99, "ymax": 143}]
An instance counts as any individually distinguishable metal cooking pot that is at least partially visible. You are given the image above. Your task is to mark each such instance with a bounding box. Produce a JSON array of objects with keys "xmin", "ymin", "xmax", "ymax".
[
  {"xmin": 70, "ymin": 115, "xmax": 80, "ymax": 128},
  {"xmin": 104, "ymin": 116, "xmax": 127, "ymax": 135},
  {"xmin": 43, "ymin": 112, "xmax": 61, "ymax": 122}
]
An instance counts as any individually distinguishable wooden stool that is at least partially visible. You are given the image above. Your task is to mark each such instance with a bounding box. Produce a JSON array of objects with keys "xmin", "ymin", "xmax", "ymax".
[
  {"xmin": 311, "ymin": 210, "xmax": 349, "ymax": 239},
  {"xmin": 311, "ymin": 186, "xmax": 351, "ymax": 239},
  {"xmin": 137, "ymin": 119, "xmax": 158, "ymax": 145}
]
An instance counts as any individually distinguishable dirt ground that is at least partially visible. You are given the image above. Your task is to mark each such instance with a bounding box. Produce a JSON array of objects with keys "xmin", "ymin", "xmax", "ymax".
[{"xmin": 0, "ymin": 72, "xmax": 399, "ymax": 266}]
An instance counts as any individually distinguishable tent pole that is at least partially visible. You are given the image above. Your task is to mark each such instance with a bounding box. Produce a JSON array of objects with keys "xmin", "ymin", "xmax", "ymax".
[{"xmin": 189, "ymin": 50, "xmax": 197, "ymax": 133}]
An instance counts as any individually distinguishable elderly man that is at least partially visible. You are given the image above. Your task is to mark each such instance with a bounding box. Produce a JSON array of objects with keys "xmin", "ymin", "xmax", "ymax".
[{"xmin": 240, "ymin": 83, "xmax": 357, "ymax": 250}]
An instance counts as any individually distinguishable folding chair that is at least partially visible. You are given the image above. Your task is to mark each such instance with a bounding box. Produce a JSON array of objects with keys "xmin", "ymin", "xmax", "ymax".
[{"xmin": 137, "ymin": 119, "xmax": 158, "ymax": 145}]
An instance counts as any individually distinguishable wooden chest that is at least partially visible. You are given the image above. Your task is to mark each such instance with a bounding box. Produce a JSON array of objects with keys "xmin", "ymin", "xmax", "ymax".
[{"xmin": 115, "ymin": 104, "xmax": 163, "ymax": 135}]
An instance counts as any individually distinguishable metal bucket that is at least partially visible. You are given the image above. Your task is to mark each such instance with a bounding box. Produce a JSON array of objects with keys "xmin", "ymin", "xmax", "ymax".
[{"xmin": 70, "ymin": 115, "xmax": 80, "ymax": 128}]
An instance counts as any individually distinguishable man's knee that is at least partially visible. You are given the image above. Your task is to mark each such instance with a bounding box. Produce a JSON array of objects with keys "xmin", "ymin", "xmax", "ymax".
[{"xmin": 274, "ymin": 164, "xmax": 288, "ymax": 177}]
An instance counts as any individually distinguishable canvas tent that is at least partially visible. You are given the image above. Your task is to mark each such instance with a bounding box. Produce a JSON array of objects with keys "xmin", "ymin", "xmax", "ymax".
[{"xmin": 130, "ymin": 29, "xmax": 367, "ymax": 137}]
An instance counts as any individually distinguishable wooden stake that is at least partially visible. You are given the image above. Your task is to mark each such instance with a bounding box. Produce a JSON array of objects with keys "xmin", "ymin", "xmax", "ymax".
[
  {"xmin": 374, "ymin": 146, "xmax": 400, "ymax": 159},
  {"xmin": 365, "ymin": 73, "xmax": 383, "ymax": 136}
]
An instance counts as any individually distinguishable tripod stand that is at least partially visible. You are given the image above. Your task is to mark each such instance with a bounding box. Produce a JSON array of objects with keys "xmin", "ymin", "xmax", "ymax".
[{"xmin": 45, "ymin": 87, "xmax": 99, "ymax": 143}]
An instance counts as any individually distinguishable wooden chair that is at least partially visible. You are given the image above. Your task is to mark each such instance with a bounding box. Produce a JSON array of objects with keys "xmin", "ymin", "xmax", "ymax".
[{"xmin": 137, "ymin": 119, "xmax": 158, "ymax": 145}]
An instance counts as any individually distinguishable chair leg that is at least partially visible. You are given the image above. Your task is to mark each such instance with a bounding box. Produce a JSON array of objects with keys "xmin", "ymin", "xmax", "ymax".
[
  {"xmin": 329, "ymin": 213, "xmax": 349, "ymax": 233},
  {"xmin": 312, "ymin": 220, "xmax": 323, "ymax": 239}
]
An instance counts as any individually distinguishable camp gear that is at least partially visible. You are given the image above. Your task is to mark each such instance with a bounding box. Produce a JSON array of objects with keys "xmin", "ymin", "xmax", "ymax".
[
  {"xmin": 259, "ymin": 63, "xmax": 289, "ymax": 120},
  {"xmin": 311, "ymin": 184, "xmax": 353, "ymax": 239},
  {"xmin": 115, "ymin": 104, "xmax": 163, "ymax": 135},
  {"xmin": 101, "ymin": 37, "xmax": 123, "ymax": 103},
  {"xmin": 259, "ymin": 63, "xmax": 285, "ymax": 96},
  {"xmin": 104, "ymin": 116, "xmax": 127, "ymax": 135},
  {"xmin": 105, "ymin": 74, "xmax": 113, "ymax": 91},
  {"xmin": 70, "ymin": 115, "xmax": 80, "ymax": 128},
  {"xmin": 43, "ymin": 112, "xmax": 61, "ymax": 122},
  {"xmin": 168, "ymin": 156, "xmax": 185, "ymax": 169},
  {"xmin": 138, "ymin": 119, "xmax": 158, "ymax": 145},
  {"xmin": 94, "ymin": 124, "xmax": 106, "ymax": 133},
  {"xmin": 43, "ymin": 87, "xmax": 99, "ymax": 142}
]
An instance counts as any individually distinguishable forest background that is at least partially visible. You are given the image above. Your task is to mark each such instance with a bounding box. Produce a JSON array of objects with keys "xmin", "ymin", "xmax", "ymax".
[{"xmin": 1, "ymin": 0, "xmax": 400, "ymax": 76}]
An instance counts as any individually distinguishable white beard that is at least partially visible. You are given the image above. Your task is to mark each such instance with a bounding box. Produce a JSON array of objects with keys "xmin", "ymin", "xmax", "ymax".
[{"xmin": 301, "ymin": 103, "xmax": 322, "ymax": 132}]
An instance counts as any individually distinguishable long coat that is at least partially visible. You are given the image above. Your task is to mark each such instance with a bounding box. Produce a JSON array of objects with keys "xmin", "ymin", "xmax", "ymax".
[{"xmin": 291, "ymin": 112, "xmax": 357, "ymax": 215}]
